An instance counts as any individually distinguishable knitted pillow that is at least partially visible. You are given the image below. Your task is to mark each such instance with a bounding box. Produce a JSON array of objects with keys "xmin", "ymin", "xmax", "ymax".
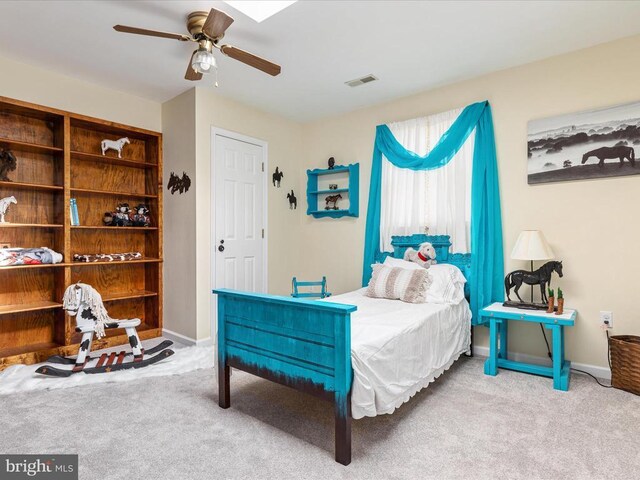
[{"xmin": 365, "ymin": 263, "xmax": 432, "ymax": 303}]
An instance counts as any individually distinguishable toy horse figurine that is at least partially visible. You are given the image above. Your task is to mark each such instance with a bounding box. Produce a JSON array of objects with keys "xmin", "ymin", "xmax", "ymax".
[
  {"xmin": 101, "ymin": 137, "xmax": 130, "ymax": 158},
  {"xmin": 325, "ymin": 193, "xmax": 342, "ymax": 210},
  {"xmin": 35, "ymin": 283, "xmax": 174, "ymax": 377},
  {"xmin": 504, "ymin": 261, "xmax": 563, "ymax": 310},
  {"xmin": 0, "ymin": 196, "xmax": 17, "ymax": 223}
]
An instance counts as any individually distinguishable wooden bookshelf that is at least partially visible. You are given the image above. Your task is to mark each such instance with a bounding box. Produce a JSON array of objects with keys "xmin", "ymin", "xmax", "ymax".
[{"xmin": 0, "ymin": 95, "xmax": 163, "ymax": 370}]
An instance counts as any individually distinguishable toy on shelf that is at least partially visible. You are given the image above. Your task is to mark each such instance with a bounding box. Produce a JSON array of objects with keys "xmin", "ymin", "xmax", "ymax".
[
  {"xmin": 35, "ymin": 283, "xmax": 174, "ymax": 377},
  {"xmin": 0, "ymin": 148, "xmax": 17, "ymax": 181},
  {"xmin": 0, "ymin": 195, "xmax": 17, "ymax": 223},
  {"xmin": 325, "ymin": 193, "xmax": 342, "ymax": 210},
  {"xmin": 101, "ymin": 137, "xmax": 130, "ymax": 158},
  {"xmin": 104, "ymin": 203, "xmax": 132, "ymax": 227},
  {"xmin": 130, "ymin": 204, "xmax": 151, "ymax": 227}
]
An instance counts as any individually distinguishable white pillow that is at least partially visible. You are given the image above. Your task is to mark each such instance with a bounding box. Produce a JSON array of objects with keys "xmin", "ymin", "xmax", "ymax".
[
  {"xmin": 366, "ymin": 264, "xmax": 431, "ymax": 303},
  {"xmin": 383, "ymin": 257, "xmax": 466, "ymax": 304},
  {"xmin": 383, "ymin": 256, "xmax": 423, "ymax": 270}
]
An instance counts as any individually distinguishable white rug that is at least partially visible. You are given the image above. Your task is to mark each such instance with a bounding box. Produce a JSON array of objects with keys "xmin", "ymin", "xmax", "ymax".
[{"xmin": 0, "ymin": 339, "xmax": 214, "ymax": 396}]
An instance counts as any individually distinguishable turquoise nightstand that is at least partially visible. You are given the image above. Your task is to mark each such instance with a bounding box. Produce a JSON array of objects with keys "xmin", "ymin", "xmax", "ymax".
[{"xmin": 480, "ymin": 303, "xmax": 577, "ymax": 391}]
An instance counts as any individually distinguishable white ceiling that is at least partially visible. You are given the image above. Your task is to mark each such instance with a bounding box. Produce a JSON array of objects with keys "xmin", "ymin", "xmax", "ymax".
[{"xmin": 1, "ymin": 1, "xmax": 639, "ymax": 122}]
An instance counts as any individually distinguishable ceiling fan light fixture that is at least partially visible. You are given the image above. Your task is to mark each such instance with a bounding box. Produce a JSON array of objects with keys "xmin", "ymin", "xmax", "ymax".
[{"xmin": 192, "ymin": 47, "xmax": 217, "ymax": 74}]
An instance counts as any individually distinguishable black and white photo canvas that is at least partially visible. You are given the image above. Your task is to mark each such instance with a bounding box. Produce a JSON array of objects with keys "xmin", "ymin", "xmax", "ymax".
[{"xmin": 528, "ymin": 101, "xmax": 640, "ymax": 184}]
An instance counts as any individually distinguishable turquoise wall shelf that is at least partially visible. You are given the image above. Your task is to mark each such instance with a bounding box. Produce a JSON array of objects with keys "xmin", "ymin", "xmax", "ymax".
[{"xmin": 306, "ymin": 163, "xmax": 359, "ymax": 219}]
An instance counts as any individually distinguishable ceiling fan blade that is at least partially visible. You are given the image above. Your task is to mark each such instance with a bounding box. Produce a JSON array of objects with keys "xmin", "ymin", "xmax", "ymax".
[
  {"xmin": 220, "ymin": 45, "xmax": 281, "ymax": 76},
  {"xmin": 202, "ymin": 8, "xmax": 234, "ymax": 39},
  {"xmin": 185, "ymin": 51, "xmax": 203, "ymax": 81},
  {"xmin": 113, "ymin": 25, "xmax": 191, "ymax": 42}
]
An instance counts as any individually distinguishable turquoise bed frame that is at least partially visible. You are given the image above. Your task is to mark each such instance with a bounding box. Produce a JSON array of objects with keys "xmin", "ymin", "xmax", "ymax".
[{"xmin": 213, "ymin": 234, "xmax": 472, "ymax": 465}]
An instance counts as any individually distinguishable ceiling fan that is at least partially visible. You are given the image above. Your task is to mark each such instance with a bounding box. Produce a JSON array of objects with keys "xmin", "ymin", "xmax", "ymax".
[{"xmin": 113, "ymin": 8, "xmax": 281, "ymax": 81}]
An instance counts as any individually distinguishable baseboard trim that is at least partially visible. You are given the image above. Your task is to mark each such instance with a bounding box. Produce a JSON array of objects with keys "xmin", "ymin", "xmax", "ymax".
[
  {"xmin": 473, "ymin": 346, "xmax": 611, "ymax": 380},
  {"xmin": 161, "ymin": 329, "xmax": 195, "ymax": 347},
  {"xmin": 196, "ymin": 336, "xmax": 214, "ymax": 347}
]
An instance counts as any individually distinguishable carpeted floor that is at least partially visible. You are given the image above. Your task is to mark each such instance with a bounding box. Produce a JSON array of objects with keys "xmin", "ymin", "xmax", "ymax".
[{"xmin": 1, "ymin": 357, "xmax": 638, "ymax": 480}]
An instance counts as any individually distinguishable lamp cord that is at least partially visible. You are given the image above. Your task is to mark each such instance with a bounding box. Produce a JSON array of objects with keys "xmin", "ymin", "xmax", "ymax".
[{"xmin": 539, "ymin": 326, "xmax": 612, "ymax": 389}]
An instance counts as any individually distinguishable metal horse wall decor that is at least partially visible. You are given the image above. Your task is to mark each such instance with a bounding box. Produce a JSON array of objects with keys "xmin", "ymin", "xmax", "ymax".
[
  {"xmin": 287, "ymin": 190, "xmax": 297, "ymax": 209},
  {"xmin": 504, "ymin": 260, "xmax": 563, "ymax": 310},
  {"xmin": 167, "ymin": 172, "xmax": 191, "ymax": 194},
  {"xmin": 272, "ymin": 167, "xmax": 284, "ymax": 187}
]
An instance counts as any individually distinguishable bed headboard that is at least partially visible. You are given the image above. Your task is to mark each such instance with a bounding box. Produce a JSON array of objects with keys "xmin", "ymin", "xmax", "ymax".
[{"xmin": 389, "ymin": 234, "xmax": 472, "ymax": 298}]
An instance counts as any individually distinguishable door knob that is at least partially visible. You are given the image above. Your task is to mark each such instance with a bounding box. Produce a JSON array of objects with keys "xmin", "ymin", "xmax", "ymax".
[{"xmin": 218, "ymin": 245, "xmax": 225, "ymax": 252}]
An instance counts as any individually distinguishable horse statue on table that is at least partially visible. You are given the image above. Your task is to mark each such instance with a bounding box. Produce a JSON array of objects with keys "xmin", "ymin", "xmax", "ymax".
[
  {"xmin": 35, "ymin": 283, "xmax": 174, "ymax": 377},
  {"xmin": 504, "ymin": 261, "xmax": 563, "ymax": 305}
]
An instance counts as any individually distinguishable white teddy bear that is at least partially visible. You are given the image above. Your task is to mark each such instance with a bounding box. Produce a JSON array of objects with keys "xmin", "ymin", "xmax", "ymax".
[{"xmin": 404, "ymin": 242, "xmax": 437, "ymax": 268}]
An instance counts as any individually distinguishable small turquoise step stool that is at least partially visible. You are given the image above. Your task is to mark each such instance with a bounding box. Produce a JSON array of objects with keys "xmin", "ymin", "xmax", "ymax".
[{"xmin": 291, "ymin": 276, "xmax": 331, "ymax": 299}]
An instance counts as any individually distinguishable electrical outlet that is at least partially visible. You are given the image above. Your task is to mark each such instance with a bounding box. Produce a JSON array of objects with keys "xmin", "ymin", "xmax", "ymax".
[{"xmin": 600, "ymin": 311, "xmax": 613, "ymax": 328}]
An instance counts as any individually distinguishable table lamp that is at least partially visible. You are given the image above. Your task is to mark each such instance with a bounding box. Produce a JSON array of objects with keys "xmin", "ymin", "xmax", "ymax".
[{"xmin": 511, "ymin": 230, "xmax": 554, "ymax": 303}]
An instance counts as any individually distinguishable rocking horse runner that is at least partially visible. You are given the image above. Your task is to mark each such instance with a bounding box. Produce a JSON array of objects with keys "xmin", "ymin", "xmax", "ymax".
[{"xmin": 36, "ymin": 283, "xmax": 174, "ymax": 377}]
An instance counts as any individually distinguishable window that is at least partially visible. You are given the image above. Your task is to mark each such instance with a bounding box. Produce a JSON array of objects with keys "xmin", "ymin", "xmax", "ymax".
[{"xmin": 380, "ymin": 107, "xmax": 473, "ymax": 253}]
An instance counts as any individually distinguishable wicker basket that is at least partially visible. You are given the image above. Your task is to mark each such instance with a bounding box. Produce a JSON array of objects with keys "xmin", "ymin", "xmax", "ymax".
[{"xmin": 609, "ymin": 335, "xmax": 640, "ymax": 395}]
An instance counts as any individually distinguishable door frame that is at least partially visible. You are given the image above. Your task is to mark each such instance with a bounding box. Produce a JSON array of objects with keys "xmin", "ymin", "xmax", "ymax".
[{"xmin": 211, "ymin": 127, "xmax": 269, "ymax": 346}]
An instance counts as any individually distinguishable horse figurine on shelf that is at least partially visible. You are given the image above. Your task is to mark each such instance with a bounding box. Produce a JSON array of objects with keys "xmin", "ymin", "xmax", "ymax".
[
  {"xmin": 325, "ymin": 193, "xmax": 342, "ymax": 210},
  {"xmin": 504, "ymin": 260, "xmax": 563, "ymax": 305},
  {"xmin": 0, "ymin": 196, "xmax": 17, "ymax": 223},
  {"xmin": 35, "ymin": 283, "xmax": 174, "ymax": 377},
  {"xmin": 272, "ymin": 167, "xmax": 284, "ymax": 188},
  {"xmin": 101, "ymin": 137, "xmax": 130, "ymax": 158}
]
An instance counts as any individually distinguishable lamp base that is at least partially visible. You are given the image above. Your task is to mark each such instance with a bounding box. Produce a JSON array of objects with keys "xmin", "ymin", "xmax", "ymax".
[{"xmin": 502, "ymin": 300, "xmax": 553, "ymax": 311}]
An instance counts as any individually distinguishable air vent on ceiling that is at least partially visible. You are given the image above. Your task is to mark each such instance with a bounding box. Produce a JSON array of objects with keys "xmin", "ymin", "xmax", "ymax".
[{"xmin": 345, "ymin": 74, "xmax": 378, "ymax": 87}]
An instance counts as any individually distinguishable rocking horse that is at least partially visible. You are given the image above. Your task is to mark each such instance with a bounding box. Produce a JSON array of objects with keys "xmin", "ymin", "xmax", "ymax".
[{"xmin": 36, "ymin": 283, "xmax": 174, "ymax": 377}]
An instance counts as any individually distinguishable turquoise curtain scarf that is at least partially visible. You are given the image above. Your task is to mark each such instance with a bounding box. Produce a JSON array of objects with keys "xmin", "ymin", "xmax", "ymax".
[{"xmin": 362, "ymin": 101, "xmax": 504, "ymax": 321}]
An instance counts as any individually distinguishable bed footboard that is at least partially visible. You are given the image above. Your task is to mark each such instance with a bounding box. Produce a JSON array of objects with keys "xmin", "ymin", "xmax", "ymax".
[{"xmin": 213, "ymin": 288, "xmax": 357, "ymax": 465}]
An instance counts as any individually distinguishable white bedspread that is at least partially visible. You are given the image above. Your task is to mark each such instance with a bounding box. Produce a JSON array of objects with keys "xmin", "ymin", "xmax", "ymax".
[{"xmin": 326, "ymin": 289, "xmax": 471, "ymax": 419}]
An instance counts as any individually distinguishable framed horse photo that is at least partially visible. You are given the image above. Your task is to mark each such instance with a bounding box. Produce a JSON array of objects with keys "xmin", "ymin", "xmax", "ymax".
[{"xmin": 527, "ymin": 100, "xmax": 640, "ymax": 184}]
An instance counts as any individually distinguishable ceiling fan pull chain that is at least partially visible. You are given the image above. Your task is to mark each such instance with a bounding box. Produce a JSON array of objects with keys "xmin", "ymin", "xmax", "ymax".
[{"xmin": 215, "ymin": 68, "xmax": 219, "ymax": 88}]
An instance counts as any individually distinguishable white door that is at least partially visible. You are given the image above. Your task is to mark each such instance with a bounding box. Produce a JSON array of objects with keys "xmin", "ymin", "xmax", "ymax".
[{"xmin": 213, "ymin": 131, "xmax": 266, "ymax": 293}]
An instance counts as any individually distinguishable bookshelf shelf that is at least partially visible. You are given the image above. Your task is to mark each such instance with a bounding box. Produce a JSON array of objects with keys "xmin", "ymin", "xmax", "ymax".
[
  {"xmin": 70, "ymin": 187, "xmax": 158, "ymax": 199},
  {"xmin": 0, "ymin": 181, "xmax": 63, "ymax": 192},
  {"xmin": 71, "ymin": 150, "xmax": 158, "ymax": 169}
]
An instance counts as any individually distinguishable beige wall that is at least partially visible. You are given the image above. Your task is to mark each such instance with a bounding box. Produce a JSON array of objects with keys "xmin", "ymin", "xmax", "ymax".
[
  {"xmin": 193, "ymin": 87, "xmax": 305, "ymax": 340},
  {"xmin": 0, "ymin": 54, "xmax": 161, "ymax": 131},
  {"xmin": 162, "ymin": 89, "xmax": 198, "ymax": 340},
  {"xmin": 298, "ymin": 34, "xmax": 640, "ymax": 369}
]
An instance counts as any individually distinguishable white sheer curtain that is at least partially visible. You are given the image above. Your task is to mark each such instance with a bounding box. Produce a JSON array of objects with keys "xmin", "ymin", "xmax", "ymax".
[{"xmin": 380, "ymin": 107, "xmax": 474, "ymax": 253}]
